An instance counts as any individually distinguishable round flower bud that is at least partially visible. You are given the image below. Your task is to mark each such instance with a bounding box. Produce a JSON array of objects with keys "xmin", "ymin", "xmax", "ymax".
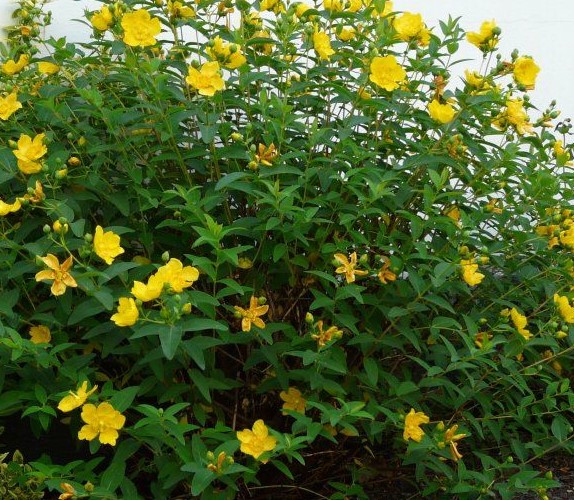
[
  {"xmin": 182, "ymin": 303, "xmax": 192, "ymax": 314},
  {"xmin": 67, "ymin": 156, "xmax": 81, "ymax": 167},
  {"xmin": 55, "ymin": 168, "xmax": 68, "ymax": 179},
  {"xmin": 161, "ymin": 251, "xmax": 170, "ymax": 263},
  {"xmin": 84, "ymin": 233, "xmax": 93, "ymax": 243},
  {"xmin": 506, "ymin": 456, "xmax": 514, "ymax": 463},
  {"xmin": 257, "ymin": 296, "xmax": 267, "ymax": 305},
  {"xmin": 305, "ymin": 312, "xmax": 314, "ymax": 324},
  {"xmin": 43, "ymin": 224, "xmax": 51, "ymax": 234}
]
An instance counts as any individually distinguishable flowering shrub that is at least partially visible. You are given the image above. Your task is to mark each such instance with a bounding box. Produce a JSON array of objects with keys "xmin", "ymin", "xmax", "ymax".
[{"xmin": 1, "ymin": 0, "xmax": 573, "ymax": 498}]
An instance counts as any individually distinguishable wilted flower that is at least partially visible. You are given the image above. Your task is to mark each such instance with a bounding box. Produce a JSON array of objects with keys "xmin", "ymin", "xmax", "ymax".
[
  {"xmin": 312, "ymin": 320, "xmax": 343, "ymax": 347},
  {"xmin": 334, "ymin": 252, "xmax": 368, "ymax": 283},
  {"xmin": 279, "ymin": 387, "xmax": 306, "ymax": 414},
  {"xmin": 29, "ymin": 325, "xmax": 51, "ymax": 344}
]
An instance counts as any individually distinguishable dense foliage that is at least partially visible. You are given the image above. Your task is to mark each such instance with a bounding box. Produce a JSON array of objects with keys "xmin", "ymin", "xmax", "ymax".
[{"xmin": 1, "ymin": 0, "xmax": 573, "ymax": 498}]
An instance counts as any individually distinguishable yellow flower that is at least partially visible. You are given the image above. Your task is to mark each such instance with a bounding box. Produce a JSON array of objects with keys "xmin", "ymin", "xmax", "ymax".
[
  {"xmin": 393, "ymin": 12, "xmax": 431, "ymax": 46},
  {"xmin": 460, "ymin": 259, "xmax": 484, "ymax": 286},
  {"xmin": 279, "ymin": 387, "xmax": 307, "ymax": 414},
  {"xmin": 365, "ymin": 0, "xmax": 393, "ymax": 17},
  {"xmin": 377, "ymin": 256, "xmax": 396, "ymax": 284},
  {"xmin": 334, "ymin": 252, "xmax": 368, "ymax": 283},
  {"xmin": 206, "ymin": 36, "xmax": 246, "ymax": 70},
  {"xmin": 234, "ymin": 296, "xmax": 269, "ymax": 332},
  {"xmin": 2, "ymin": 54, "xmax": 29, "ymax": 75},
  {"xmin": 337, "ymin": 27, "xmax": 356, "ymax": 42},
  {"xmin": 313, "ymin": 31, "xmax": 335, "ymax": 61},
  {"xmin": 311, "ymin": 320, "xmax": 343, "ymax": 347},
  {"xmin": 0, "ymin": 197, "xmax": 21, "ymax": 216},
  {"xmin": 29, "ymin": 325, "xmax": 51, "ymax": 344},
  {"xmin": 13, "ymin": 133, "xmax": 47, "ymax": 174},
  {"xmin": 111, "ymin": 297, "xmax": 139, "ymax": 327},
  {"xmin": 93, "ymin": 225, "xmax": 125, "ymax": 265},
  {"xmin": 58, "ymin": 483, "xmax": 76, "ymax": 500},
  {"xmin": 474, "ymin": 331, "xmax": 492, "ymax": 349},
  {"xmin": 58, "ymin": 381, "xmax": 98, "ymax": 412},
  {"xmin": 369, "ymin": 55, "xmax": 406, "ymax": 92},
  {"xmin": 509, "ymin": 307, "xmax": 531, "ymax": 340},
  {"xmin": 494, "ymin": 99, "xmax": 532, "ymax": 136},
  {"xmin": 131, "ymin": 273, "xmax": 165, "ymax": 302},
  {"xmin": 155, "ymin": 258, "xmax": 199, "ymax": 292},
  {"xmin": 403, "ymin": 408, "xmax": 429, "ymax": 442},
  {"xmin": 243, "ymin": 11, "xmax": 263, "ymax": 28},
  {"xmin": 347, "ymin": 0, "xmax": 362, "ymax": 13},
  {"xmin": 428, "ymin": 100, "xmax": 456, "ymax": 124},
  {"xmin": 255, "ymin": 143, "xmax": 277, "ymax": 166},
  {"xmin": 91, "ymin": 5, "xmax": 114, "ymax": 31},
  {"xmin": 236, "ymin": 420, "xmax": 277, "ymax": 461},
  {"xmin": 0, "ymin": 92, "xmax": 22, "ymax": 120},
  {"xmin": 35, "ymin": 254, "xmax": 78, "ymax": 296},
  {"xmin": 513, "ymin": 57, "xmax": 539, "ymax": 90},
  {"xmin": 38, "ymin": 61, "xmax": 60, "ymax": 75},
  {"xmin": 186, "ymin": 61, "xmax": 225, "ymax": 97},
  {"xmin": 444, "ymin": 424, "xmax": 466, "ymax": 462},
  {"xmin": 121, "ymin": 9, "xmax": 161, "ymax": 47},
  {"xmin": 167, "ymin": 1, "xmax": 196, "ymax": 19},
  {"xmin": 295, "ymin": 3, "xmax": 312, "ymax": 17},
  {"xmin": 324, "ymin": 0, "xmax": 344, "ymax": 12},
  {"xmin": 251, "ymin": 30, "xmax": 274, "ymax": 55},
  {"xmin": 553, "ymin": 140, "xmax": 573, "ymax": 166},
  {"xmin": 260, "ymin": 0, "xmax": 284, "ymax": 13},
  {"xmin": 78, "ymin": 402, "xmax": 126, "ymax": 446},
  {"xmin": 466, "ymin": 20, "xmax": 498, "ymax": 51},
  {"xmin": 561, "ymin": 226, "xmax": 574, "ymax": 248},
  {"xmin": 554, "ymin": 294, "xmax": 574, "ymax": 323}
]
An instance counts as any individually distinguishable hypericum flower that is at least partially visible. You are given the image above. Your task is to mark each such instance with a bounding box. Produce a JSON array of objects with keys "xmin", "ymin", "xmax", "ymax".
[
  {"xmin": 560, "ymin": 226, "xmax": 574, "ymax": 248},
  {"xmin": 460, "ymin": 259, "xmax": 484, "ymax": 286},
  {"xmin": 91, "ymin": 5, "xmax": 114, "ymax": 31},
  {"xmin": 111, "ymin": 297, "xmax": 139, "ymax": 327},
  {"xmin": 493, "ymin": 99, "xmax": 532, "ymax": 136},
  {"xmin": 466, "ymin": 20, "xmax": 498, "ymax": 51},
  {"xmin": 369, "ymin": 55, "xmax": 406, "ymax": 92},
  {"xmin": 313, "ymin": 30, "xmax": 335, "ymax": 61},
  {"xmin": 378, "ymin": 256, "xmax": 397, "ymax": 284},
  {"xmin": 236, "ymin": 420, "xmax": 277, "ymax": 461},
  {"xmin": 364, "ymin": 0, "xmax": 393, "ymax": 17},
  {"xmin": 155, "ymin": 258, "xmax": 199, "ymax": 292},
  {"xmin": 234, "ymin": 296, "xmax": 269, "ymax": 332},
  {"xmin": 93, "ymin": 226, "xmax": 124, "ymax": 265},
  {"xmin": 78, "ymin": 402, "xmax": 126, "ymax": 446},
  {"xmin": 35, "ymin": 254, "xmax": 78, "ymax": 296},
  {"xmin": 255, "ymin": 143, "xmax": 277, "ymax": 167},
  {"xmin": 206, "ymin": 36, "xmax": 246, "ymax": 69},
  {"xmin": 509, "ymin": 307, "xmax": 532, "ymax": 340},
  {"xmin": 251, "ymin": 30, "xmax": 274, "ymax": 55},
  {"xmin": 243, "ymin": 11, "xmax": 263, "ymax": 28},
  {"xmin": 13, "ymin": 133, "xmax": 47, "ymax": 174},
  {"xmin": 403, "ymin": 408, "xmax": 429, "ymax": 442},
  {"xmin": 167, "ymin": 1, "xmax": 196, "ymax": 19},
  {"xmin": 121, "ymin": 9, "xmax": 161, "ymax": 47},
  {"xmin": 463, "ymin": 70, "xmax": 493, "ymax": 93},
  {"xmin": 337, "ymin": 27, "xmax": 356, "ymax": 42},
  {"xmin": 428, "ymin": 100, "xmax": 456, "ymax": 124},
  {"xmin": 485, "ymin": 197, "xmax": 503, "ymax": 215},
  {"xmin": 311, "ymin": 320, "xmax": 343, "ymax": 347},
  {"xmin": 0, "ymin": 197, "xmax": 21, "ymax": 216},
  {"xmin": 334, "ymin": 252, "xmax": 368, "ymax": 283},
  {"xmin": 131, "ymin": 273, "xmax": 165, "ymax": 302},
  {"xmin": 513, "ymin": 57, "xmax": 540, "ymax": 90},
  {"xmin": 554, "ymin": 294, "xmax": 574, "ymax": 323},
  {"xmin": 393, "ymin": 12, "xmax": 431, "ymax": 46},
  {"xmin": 474, "ymin": 331, "xmax": 493, "ymax": 349},
  {"xmin": 295, "ymin": 2, "xmax": 312, "ymax": 17},
  {"xmin": 0, "ymin": 92, "xmax": 22, "ymax": 120},
  {"xmin": 553, "ymin": 140, "xmax": 573, "ymax": 166},
  {"xmin": 324, "ymin": 0, "xmax": 344, "ymax": 12},
  {"xmin": 186, "ymin": 61, "xmax": 225, "ymax": 97},
  {"xmin": 58, "ymin": 381, "xmax": 98, "ymax": 412},
  {"xmin": 260, "ymin": 0, "xmax": 284, "ymax": 13},
  {"xmin": 280, "ymin": 387, "xmax": 307, "ymax": 414},
  {"xmin": 38, "ymin": 61, "xmax": 60, "ymax": 75},
  {"xmin": 29, "ymin": 325, "xmax": 51, "ymax": 344},
  {"xmin": 58, "ymin": 483, "xmax": 76, "ymax": 500},
  {"xmin": 444, "ymin": 424, "xmax": 467, "ymax": 462},
  {"xmin": 2, "ymin": 54, "xmax": 29, "ymax": 75}
]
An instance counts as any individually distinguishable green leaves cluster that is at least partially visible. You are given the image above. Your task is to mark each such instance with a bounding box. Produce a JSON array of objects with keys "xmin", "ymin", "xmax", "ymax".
[{"xmin": 0, "ymin": 0, "xmax": 573, "ymax": 498}]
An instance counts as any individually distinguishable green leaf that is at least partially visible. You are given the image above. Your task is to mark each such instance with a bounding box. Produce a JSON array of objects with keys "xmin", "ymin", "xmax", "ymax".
[
  {"xmin": 190, "ymin": 467, "xmax": 216, "ymax": 496},
  {"xmin": 110, "ymin": 386, "xmax": 140, "ymax": 413},
  {"xmin": 68, "ymin": 298, "xmax": 105, "ymax": 325},
  {"xmin": 160, "ymin": 324, "xmax": 183, "ymax": 360},
  {"xmin": 215, "ymin": 171, "xmax": 249, "ymax": 191}
]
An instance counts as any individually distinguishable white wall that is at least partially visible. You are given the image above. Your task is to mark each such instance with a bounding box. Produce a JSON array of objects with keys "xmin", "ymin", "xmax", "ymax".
[{"xmin": 2, "ymin": 0, "xmax": 574, "ymax": 118}]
